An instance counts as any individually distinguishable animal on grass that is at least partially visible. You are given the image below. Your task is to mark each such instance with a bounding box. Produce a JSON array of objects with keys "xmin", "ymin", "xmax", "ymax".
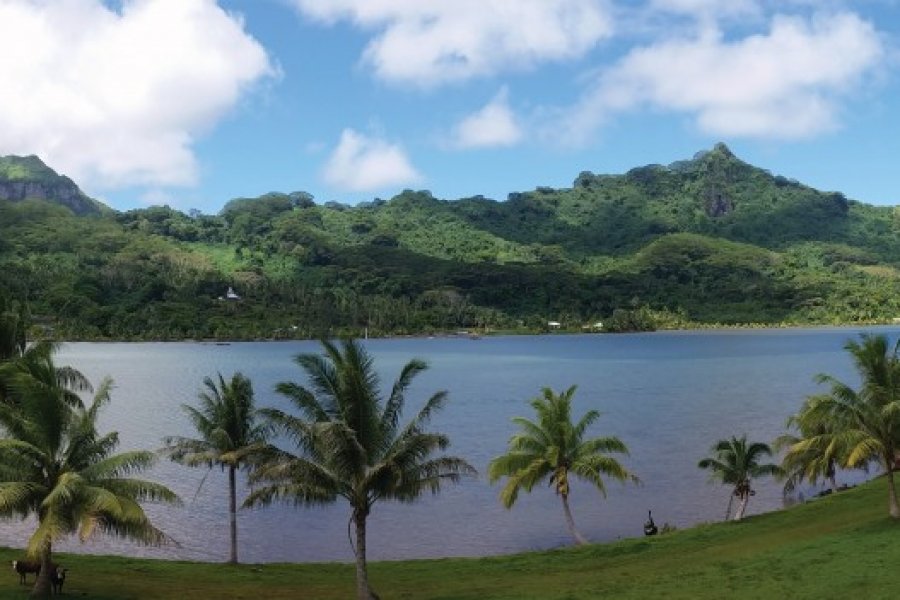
[
  {"xmin": 51, "ymin": 567, "xmax": 68, "ymax": 595},
  {"xmin": 11, "ymin": 560, "xmax": 40, "ymax": 585}
]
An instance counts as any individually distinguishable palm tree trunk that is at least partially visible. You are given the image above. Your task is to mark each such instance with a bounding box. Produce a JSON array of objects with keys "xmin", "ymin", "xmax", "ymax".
[
  {"xmin": 228, "ymin": 465, "xmax": 238, "ymax": 564},
  {"xmin": 30, "ymin": 540, "xmax": 52, "ymax": 599},
  {"xmin": 733, "ymin": 492, "xmax": 750, "ymax": 521},
  {"xmin": 724, "ymin": 493, "xmax": 734, "ymax": 521},
  {"xmin": 886, "ymin": 458, "xmax": 899, "ymax": 519},
  {"xmin": 353, "ymin": 508, "xmax": 376, "ymax": 600},
  {"xmin": 560, "ymin": 493, "xmax": 588, "ymax": 545}
]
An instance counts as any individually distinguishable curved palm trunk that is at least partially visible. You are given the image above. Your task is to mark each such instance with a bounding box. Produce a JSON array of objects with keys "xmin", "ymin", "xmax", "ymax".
[
  {"xmin": 228, "ymin": 465, "xmax": 238, "ymax": 564},
  {"xmin": 733, "ymin": 491, "xmax": 750, "ymax": 521},
  {"xmin": 30, "ymin": 540, "xmax": 51, "ymax": 599},
  {"xmin": 353, "ymin": 509, "xmax": 376, "ymax": 600},
  {"xmin": 885, "ymin": 458, "xmax": 899, "ymax": 519},
  {"xmin": 560, "ymin": 493, "xmax": 588, "ymax": 545}
]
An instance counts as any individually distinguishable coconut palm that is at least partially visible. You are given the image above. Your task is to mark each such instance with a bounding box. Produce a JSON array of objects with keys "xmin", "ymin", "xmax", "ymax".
[
  {"xmin": 698, "ymin": 435, "xmax": 781, "ymax": 521},
  {"xmin": 775, "ymin": 399, "xmax": 857, "ymax": 496},
  {"xmin": 163, "ymin": 372, "xmax": 267, "ymax": 564},
  {"xmin": 488, "ymin": 385, "xmax": 637, "ymax": 545},
  {"xmin": 0, "ymin": 298, "xmax": 75, "ymax": 407},
  {"xmin": 246, "ymin": 338, "xmax": 475, "ymax": 600},
  {"xmin": 796, "ymin": 334, "xmax": 900, "ymax": 518},
  {"xmin": 0, "ymin": 355, "xmax": 179, "ymax": 598}
]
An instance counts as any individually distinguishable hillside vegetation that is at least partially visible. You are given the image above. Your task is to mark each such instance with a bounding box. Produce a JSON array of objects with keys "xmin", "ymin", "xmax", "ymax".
[
  {"xmin": 2, "ymin": 144, "xmax": 900, "ymax": 339},
  {"xmin": 0, "ymin": 477, "xmax": 897, "ymax": 599}
]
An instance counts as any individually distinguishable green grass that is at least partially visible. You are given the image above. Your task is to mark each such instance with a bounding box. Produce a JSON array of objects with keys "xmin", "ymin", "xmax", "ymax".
[{"xmin": 2, "ymin": 478, "xmax": 899, "ymax": 599}]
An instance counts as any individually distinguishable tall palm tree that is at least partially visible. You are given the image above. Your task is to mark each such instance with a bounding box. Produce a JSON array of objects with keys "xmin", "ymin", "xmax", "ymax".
[
  {"xmin": 698, "ymin": 435, "xmax": 781, "ymax": 521},
  {"xmin": 0, "ymin": 357, "xmax": 179, "ymax": 598},
  {"xmin": 796, "ymin": 334, "xmax": 900, "ymax": 518},
  {"xmin": 247, "ymin": 339, "xmax": 475, "ymax": 600},
  {"xmin": 488, "ymin": 385, "xmax": 637, "ymax": 545},
  {"xmin": 163, "ymin": 372, "xmax": 267, "ymax": 564}
]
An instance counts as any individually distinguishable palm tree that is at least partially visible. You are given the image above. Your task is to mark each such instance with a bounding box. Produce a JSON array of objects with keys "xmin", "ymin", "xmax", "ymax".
[
  {"xmin": 0, "ymin": 298, "xmax": 75, "ymax": 407},
  {"xmin": 246, "ymin": 339, "xmax": 475, "ymax": 600},
  {"xmin": 163, "ymin": 372, "xmax": 267, "ymax": 564},
  {"xmin": 0, "ymin": 356, "xmax": 179, "ymax": 598},
  {"xmin": 775, "ymin": 399, "xmax": 857, "ymax": 496},
  {"xmin": 488, "ymin": 385, "xmax": 637, "ymax": 545},
  {"xmin": 698, "ymin": 435, "xmax": 781, "ymax": 521},
  {"xmin": 795, "ymin": 334, "xmax": 900, "ymax": 518}
]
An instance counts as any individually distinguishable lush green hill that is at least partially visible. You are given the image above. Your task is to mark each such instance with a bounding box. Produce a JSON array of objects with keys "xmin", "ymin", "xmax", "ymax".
[
  {"xmin": 2, "ymin": 145, "xmax": 900, "ymax": 339},
  {"xmin": 0, "ymin": 477, "xmax": 897, "ymax": 599}
]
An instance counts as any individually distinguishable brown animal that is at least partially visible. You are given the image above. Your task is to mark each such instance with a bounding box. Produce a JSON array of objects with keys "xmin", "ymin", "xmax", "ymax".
[{"xmin": 11, "ymin": 560, "xmax": 40, "ymax": 585}]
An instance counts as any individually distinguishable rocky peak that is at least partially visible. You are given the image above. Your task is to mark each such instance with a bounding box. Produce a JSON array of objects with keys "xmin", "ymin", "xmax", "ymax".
[{"xmin": 0, "ymin": 155, "xmax": 104, "ymax": 216}]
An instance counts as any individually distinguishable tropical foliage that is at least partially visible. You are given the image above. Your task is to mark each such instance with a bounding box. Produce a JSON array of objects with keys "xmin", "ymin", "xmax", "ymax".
[
  {"xmin": 5, "ymin": 145, "xmax": 900, "ymax": 340},
  {"xmin": 789, "ymin": 334, "xmax": 900, "ymax": 517},
  {"xmin": 246, "ymin": 339, "xmax": 475, "ymax": 600},
  {"xmin": 488, "ymin": 385, "xmax": 636, "ymax": 545},
  {"xmin": 698, "ymin": 436, "xmax": 782, "ymax": 521},
  {"xmin": 775, "ymin": 396, "xmax": 863, "ymax": 496},
  {"xmin": 163, "ymin": 372, "xmax": 267, "ymax": 564},
  {"xmin": 0, "ymin": 352, "xmax": 179, "ymax": 597}
]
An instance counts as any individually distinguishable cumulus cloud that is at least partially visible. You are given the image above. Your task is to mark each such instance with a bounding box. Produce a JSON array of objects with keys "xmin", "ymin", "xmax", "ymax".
[
  {"xmin": 556, "ymin": 11, "xmax": 884, "ymax": 143},
  {"xmin": 0, "ymin": 0, "xmax": 275, "ymax": 190},
  {"xmin": 288, "ymin": 0, "xmax": 614, "ymax": 86},
  {"xmin": 450, "ymin": 88, "xmax": 523, "ymax": 149},
  {"xmin": 323, "ymin": 129, "xmax": 422, "ymax": 192}
]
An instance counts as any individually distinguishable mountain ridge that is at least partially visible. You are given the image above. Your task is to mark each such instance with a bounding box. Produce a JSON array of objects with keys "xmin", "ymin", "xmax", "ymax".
[{"xmin": 1, "ymin": 144, "xmax": 899, "ymax": 339}]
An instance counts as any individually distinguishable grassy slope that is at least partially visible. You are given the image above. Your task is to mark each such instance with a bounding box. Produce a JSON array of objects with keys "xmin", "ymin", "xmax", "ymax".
[{"xmin": 1, "ymin": 478, "xmax": 898, "ymax": 599}]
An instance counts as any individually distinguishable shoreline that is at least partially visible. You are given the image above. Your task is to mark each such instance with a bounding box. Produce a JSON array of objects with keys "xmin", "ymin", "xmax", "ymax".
[{"xmin": 47, "ymin": 319, "xmax": 900, "ymax": 344}]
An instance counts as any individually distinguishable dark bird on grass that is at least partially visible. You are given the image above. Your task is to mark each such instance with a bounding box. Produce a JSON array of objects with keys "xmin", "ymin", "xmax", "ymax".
[{"xmin": 644, "ymin": 510, "xmax": 658, "ymax": 536}]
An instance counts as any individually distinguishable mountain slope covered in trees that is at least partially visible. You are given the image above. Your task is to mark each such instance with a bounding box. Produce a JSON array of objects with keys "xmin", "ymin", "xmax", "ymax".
[{"xmin": 1, "ymin": 145, "xmax": 899, "ymax": 340}]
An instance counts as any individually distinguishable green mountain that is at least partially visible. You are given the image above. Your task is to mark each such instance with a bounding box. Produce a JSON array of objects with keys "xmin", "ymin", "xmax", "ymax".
[
  {"xmin": 1, "ymin": 144, "xmax": 899, "ymax": 340},
  {"xmin": 0, "ymin": 155, "xmax": 106, "ymax": 216}
]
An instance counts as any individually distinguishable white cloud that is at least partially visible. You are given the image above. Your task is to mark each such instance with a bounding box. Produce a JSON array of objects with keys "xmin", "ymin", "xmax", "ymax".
[
  {"xmin": 289, "ymin": 0, "xmax": 614, "ymax": 87},
  {"xmin": 450, "ymin": 88, "xmax": 523, "ymax": 149},
  {"xmin": 0, "ymin": 0, "xmax": 275, "ymax": 190},
  {"xmin": 556, "ymin": 11, "xmax": 884, "ymax": 142},
  {"xmin": 322, "ymin": 129, "xmax": 422, "ymax": 192}
]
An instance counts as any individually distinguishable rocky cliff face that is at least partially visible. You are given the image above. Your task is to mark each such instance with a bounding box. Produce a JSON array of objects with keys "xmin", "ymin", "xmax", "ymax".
[{"xmin": 0, "ymin": 155, "xmax": 103, "ymax": 216}]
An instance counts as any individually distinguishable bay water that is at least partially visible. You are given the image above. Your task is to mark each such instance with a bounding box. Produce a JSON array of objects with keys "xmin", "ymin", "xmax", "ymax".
[{"xmin": 1, "ymin": 327, "xmax": 891, "ymax": 563}]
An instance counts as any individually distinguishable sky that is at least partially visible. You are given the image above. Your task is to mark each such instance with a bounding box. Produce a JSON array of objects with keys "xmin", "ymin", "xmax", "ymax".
[{"xmin": 0, "ymin": 0, "xmax": 898, "ymax": 213}]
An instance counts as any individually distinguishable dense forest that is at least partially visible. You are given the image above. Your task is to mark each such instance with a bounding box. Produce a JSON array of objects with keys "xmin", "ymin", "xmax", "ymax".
[{"xmin": 2, "ymin": 144, "xmax": 900, "ymax": 340}]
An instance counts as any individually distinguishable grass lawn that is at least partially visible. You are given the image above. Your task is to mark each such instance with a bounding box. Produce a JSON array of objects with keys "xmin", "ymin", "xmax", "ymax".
[{"xmin": 1, "ymin": 477, "xmax": 899, "ymax": 599}]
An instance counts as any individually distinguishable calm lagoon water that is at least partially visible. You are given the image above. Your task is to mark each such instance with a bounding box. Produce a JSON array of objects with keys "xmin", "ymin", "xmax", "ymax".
[{"xmin": 1, "ymin": 327, "xmax": 894, "ymax": 563}]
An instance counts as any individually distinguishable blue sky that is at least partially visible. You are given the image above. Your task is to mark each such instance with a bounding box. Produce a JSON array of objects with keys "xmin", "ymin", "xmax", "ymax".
[{"xmin": 0, "ymin": 0, "xmax": 898, "ymax": 213}]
